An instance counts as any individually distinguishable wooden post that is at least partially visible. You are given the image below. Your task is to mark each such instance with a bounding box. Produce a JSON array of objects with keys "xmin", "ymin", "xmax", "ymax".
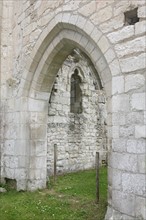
[
  {"xmin": 54, "ymin": 144, "xmax": 57, "ymax": 182},
  {"xmin": 96, "ymin": 152, "xmax": 99, "ymax": 204}
]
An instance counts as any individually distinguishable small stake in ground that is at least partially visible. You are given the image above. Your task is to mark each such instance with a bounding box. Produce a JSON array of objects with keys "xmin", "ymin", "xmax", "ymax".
[
  {"xmin": 54, "ymin": 144, "xmax": 57, "ymax": 182},
  {"xmin": 96, "ymin": 152, "xmax": 99, "ymax": 204}
]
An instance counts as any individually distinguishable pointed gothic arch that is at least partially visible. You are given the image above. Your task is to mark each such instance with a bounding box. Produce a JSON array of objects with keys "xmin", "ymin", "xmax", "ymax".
[{"xmin": 16, "ymin": 14, "xmax": 121, "ymax": 191}]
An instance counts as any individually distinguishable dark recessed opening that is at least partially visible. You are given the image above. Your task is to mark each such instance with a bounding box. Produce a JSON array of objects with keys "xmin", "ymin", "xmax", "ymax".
[
  {"xmin": 5, "ymin": 178, "xmax": 17, "ymax": 190},
  {"xmin": 70, "ymin": 69, "xmax": 82, "ymax": 114},
  {"xmin": 124, "ymin": 8, "xmax": 139, "ymax": 25}
]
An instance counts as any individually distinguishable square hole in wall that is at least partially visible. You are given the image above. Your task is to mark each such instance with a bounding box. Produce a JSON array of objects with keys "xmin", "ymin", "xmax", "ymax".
[
  {"xmin": 124, "ymin": 8, "xmax": 139, "ymax": 25},
  {"xmin": 102, "ymin": 160, "xmax": 106, "ymax": 166},
  {"xmin": 5, "ymin": 178, "xmax": 17, "ymax": 190}
]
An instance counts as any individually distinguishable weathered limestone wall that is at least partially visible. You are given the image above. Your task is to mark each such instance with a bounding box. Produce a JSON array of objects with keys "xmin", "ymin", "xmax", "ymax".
[
  {"xmin": 0, "ymin": 0, "xmax": 2, "ymax": 181},
  {"xmin": 47, "ymin": 56, "xmax": 107, "ymax": 175},
  {"xmin": 0, "ymin": 0, "xmax": 14, "ymax": 183},
  {"xmin": 0, "ymin": 0, "xmax": 23, "ymax": 186},
  {"xmin": 0, "ymin": 0, "xmax": 145, "ymax": 219}
]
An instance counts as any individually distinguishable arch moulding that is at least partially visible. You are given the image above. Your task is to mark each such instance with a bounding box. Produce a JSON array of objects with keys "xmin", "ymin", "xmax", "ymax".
[{"xmin": 16, "ymin": 16, "xmax": 121, "ymax": 219}]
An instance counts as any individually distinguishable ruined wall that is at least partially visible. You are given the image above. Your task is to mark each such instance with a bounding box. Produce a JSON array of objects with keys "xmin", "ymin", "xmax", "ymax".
[
  {"xmin": 47, "ymin": 55, "xmax": 107, "ymax": 175},
  {"xmin": 0, "ymin": 0, "xmax": 2, "ymax": 181},
  {"xmin": 0, "ymin": 0, "xmax": 14, "ymax": 183},
  {"xmin": 0, "ymin": 0, "xmax": 145, "ymax": 219}
]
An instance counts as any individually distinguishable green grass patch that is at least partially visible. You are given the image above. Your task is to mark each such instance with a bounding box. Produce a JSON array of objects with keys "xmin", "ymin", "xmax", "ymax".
[{"xmin": 0, "ymin": 167, "xmax": 107, "ymax": 220}]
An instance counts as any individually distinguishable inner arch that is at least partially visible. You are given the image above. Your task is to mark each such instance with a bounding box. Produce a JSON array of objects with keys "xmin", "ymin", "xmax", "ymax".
[
  {"xmin": 47, "ymin": 50, "xmax": 107, "ymax": 175},
  {"xmin": 29, "ymin": 29, "xmax": 110, "ymax": 99}
]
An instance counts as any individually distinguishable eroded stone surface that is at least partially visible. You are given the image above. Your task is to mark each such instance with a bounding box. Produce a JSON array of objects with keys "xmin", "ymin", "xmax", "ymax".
[
  {"xmin": 0, "ymin": 1, "xmax": 145, "ymax": 219},
  {"xmin": 47, "ymin": 54, "xmax": 107, "ymax": 174},
  {"xmin": 0, "ymin": 187, "xmax": 7, "ymax": 193}
]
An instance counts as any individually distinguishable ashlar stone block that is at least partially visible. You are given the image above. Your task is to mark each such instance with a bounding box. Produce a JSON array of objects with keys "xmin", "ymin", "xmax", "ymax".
[
  {"xmin": 78, "ymin": 1, "xmax": 96, "ymax": 17},
  {"xmin": 4, "ymin": 140, "xmax": 15, "ymax": 156},
  {"xmin": 112, "ymin": 76, "xmax": 124, "ymax": 95},
  {"xmin": 109, "ymin": 59, "xmax": 121, "ymax": 76},
  {"xmin": 27, "ymin": 179, "xmax": 46, "ymax": 191},
  {"xmin": 112, "ymin": 190, "xmax": 135, "ymax": 216},
  {"xmin": 112, "ymin": 210, "xmax": 123, "ymax": 220},
  {"xmin": 96, "ymin": 0, "xmax": 114, "ymax": 10},
  {"xmin": 14, "ymin": 140, "xmax": 28, "ymax": 156},
  {"xmin": 137, "ymin": 139, "xmax": 146, "ymax": 153},
  {"xmin": 96, "ymin": 55, "xmax": 107, "ymax": 72},
  {"xmin": 125, "ymin": 74, "xmax": 145, "ymax": 92},
  {"xmin": 62, "ymin": 0, "xmax": 79, "ymax": 11},
  {"xmin": 138, "ymin": 5, "xmax": 146, "ymax": 18},
  {"xmin": 61, "ymin": 12, "xmax": 71, "ymax": 25},
  {"xmin": 104, "ymin": 48, "xmax": 116, "ymax": 64},
  {"xmin": 115, "ymin": 36, "xmax": 146, "ymax": 58},
  {"xmin": 107, "ymin": 26, "xmax": 134, "ymax": 44},
  {"xmin": 28, "ymin": 98, "xmax": 48, "ymax": 112},
  {"xmin": 30, "ymin": 124, "xmax": 47, "ymax": 140},
  {"xmin": 112, "ymin": 168, "xmax": 122, "ymax": 190},
  {"xmin": 135, "ymin": 125, "xmax": 146, "ymax": 139},
  {"xmin": 135, "ymin": 20, "xmax": 146, "ymax": 35},
  {"xmin": 120, "ymin": 53, "xmax": 146, "ymax": 73},
  {"xmin": 99, "ymin": 13, "xmax": 124, "ymax": 34},
  {"xmin": 112, "ymin": 94, "xmax": 130, "ymax": 112},
  {"xmin": 4, "ymin": 168, "xmax": 15, "ymax": 179},
  {"xmin": 15, "ymin": 168, "xmax": 27, "ymax": 180},
  {"xmin": 113, "ymin": 1, "xmax": 131, "ymax": 16},
  {"xmin": 5, "ymin": 156, "xmax": 18, "ymax": 169},
  {"xmin": 112, "ymin": 112, "xmax": 125, "ymax": 125},
  {"xmin": 90, "ymin": 27, "xmax": 102, "ymax": 44},
  {"xmin": 127, "ymin": 139, "xmax": 146, "ymax": 154},
  {"xmin": 112, "ymin": 152, "xmax": 137, "ymax": 173},
  {"xmin": 30, "ymin": 140, "xmax": 47, "ymax": 156},
  {"xmin": 126, "ymin": 111, "xmax": 144, "ymax": 125},
  {"xmin": 90, "ymin": 5, "xmax": 112, "ymax": 25},
  {"xmin": 144, "ymin": 111, "xmax": 146, "ymax": 125},
  {"xmin": 37, "ymin": 12, "xmax": 54, "ymax": 27},
  {"xmin": 68, "ymin": 14, "xmax": 78, "ymax": 27},
  {"xmin": 122, "ymin": 214, "xmax": 135, "ymax": 220},
  {"xmin": 112, "ymin": 126, "xmax": 119, "ymax": 138},
  {"xmin": 97, "ymin": 35, "xmax": 110, "ymax": 54},
  {"xmin": 131, "ymin": 93, "xmax": 145, "ymax": 111},
  {"xmin": 83, "ymin": 20, "xmax": 94, "ymax": 35},
  {"xmin": 105, "ymin": 206, "xmax": 113, "ymax": 220},
  {"xmin": 119, "ymin": 126, "xmax": 134, "ymax": 138},
  {"xmin": 122, "ymin": 173, "xmax": 146, "ymax": 196},
  {"xmin": 136, "ymin": 196, "xmax": 146, "ymax": 220},
  {"xmin": 112, "ymin": 138, "xmax": 127, "ymax": 153},
  {"xmin": 138, "ymin": 155, "xmax": 146, "ymax": 174},
  {"xmin": 76, "ymin": 16, "xmax": 87, "ymax": 30}
]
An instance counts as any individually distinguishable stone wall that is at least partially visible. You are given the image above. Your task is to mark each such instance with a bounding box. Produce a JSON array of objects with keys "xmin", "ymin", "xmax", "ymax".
[
  {"xmin": 0, "ymin": 0, "xmax": 2, "ymax": 182},
  {"xmin": 47, "ymin": 53, "xmax": 107, "ymax": 175},
  {"xmin": 0, "ymin": 0, "xmax": 145, "ymax": 219}
]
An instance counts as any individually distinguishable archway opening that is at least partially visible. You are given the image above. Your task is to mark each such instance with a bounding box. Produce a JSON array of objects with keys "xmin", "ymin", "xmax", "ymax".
[
  {"xmin": 20, "ymin": 23, "xmax": 113, "ymax": 192},
  {"xmin": 46, "ymin": 48, "xmax": 107, "ymax": 177}
]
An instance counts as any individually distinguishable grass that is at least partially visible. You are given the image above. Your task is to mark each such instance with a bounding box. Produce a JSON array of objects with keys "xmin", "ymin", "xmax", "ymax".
[{"xmin": 0, "ymin": 167, "xmax": 107, "ymax": 220}]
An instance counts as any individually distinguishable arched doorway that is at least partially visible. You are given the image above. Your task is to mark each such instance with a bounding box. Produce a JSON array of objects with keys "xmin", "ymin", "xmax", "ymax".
[
  {"xmin": 47, "ymin": 49, "xmax": 107, "ymax": 176},
  {"xmin": 17, "ymin": 15, "xmax": 115, "ymax": 193}
]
